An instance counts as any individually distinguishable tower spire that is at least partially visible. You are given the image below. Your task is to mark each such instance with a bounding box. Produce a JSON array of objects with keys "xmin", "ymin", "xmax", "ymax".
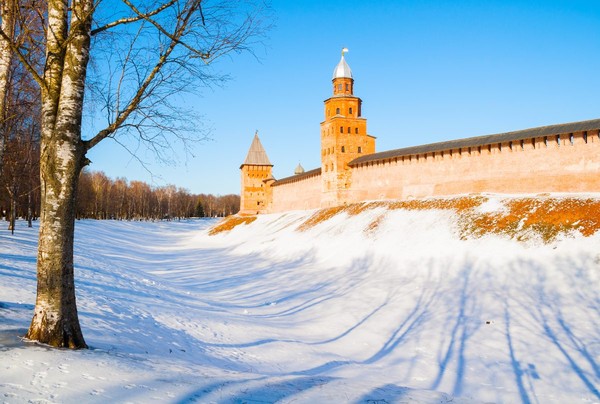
[
  {"xmin": 242, "ymin": 131, "xmax": 271, "ymax": 167},
  {"xmin": 333, "ymin": 48, "xmax": 352, "ymax": 80}
]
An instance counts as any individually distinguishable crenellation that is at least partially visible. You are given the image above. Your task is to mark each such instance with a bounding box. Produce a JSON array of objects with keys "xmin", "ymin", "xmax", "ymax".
[{"xmin": 573, "ymin": 131, "xmax": 585, "ymax": 145}]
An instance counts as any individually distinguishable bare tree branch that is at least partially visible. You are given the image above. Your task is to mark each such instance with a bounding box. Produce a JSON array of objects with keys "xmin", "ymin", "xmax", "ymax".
[
  {"xmin": 120, "ymin": 0, "xmax": 211, "ymax": 60},
  {"xmin": 0, "ymin": 2, "xmax": 45, "ymax": 91},
  {"xmin": 90, "ymin": 0, "xmax": 178, "ymax": 36},
  {"xmin": 85, "ymin": 0, "xmax": 203, "ymax": 150}
]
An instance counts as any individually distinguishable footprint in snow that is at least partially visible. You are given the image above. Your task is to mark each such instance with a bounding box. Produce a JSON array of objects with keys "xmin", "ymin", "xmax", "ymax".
[{"xmin": 30, "ymin": 371, "xmax": 48, "ymax": 386}]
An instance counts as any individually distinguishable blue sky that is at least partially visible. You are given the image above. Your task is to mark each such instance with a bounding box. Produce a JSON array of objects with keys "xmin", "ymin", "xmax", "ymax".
[{"xmin": 86, "ymin": 0, "xmax": 600, "ymax": 195}]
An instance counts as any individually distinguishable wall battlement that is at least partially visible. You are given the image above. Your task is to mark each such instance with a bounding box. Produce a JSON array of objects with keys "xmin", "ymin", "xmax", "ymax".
[{"xmin": 239, "ymin": 52, "xmax": 600, "ymax": 214}]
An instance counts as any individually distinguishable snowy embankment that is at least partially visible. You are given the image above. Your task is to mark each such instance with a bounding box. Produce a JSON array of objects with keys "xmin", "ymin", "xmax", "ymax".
[{"xmin": 1, "ymin": 194, "xmax": 599, "ymax": 403}]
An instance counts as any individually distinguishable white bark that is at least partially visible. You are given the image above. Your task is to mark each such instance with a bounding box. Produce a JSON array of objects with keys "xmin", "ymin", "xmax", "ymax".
[
  {"xmin": 26, "ymin": 0, "xmax": 93, "ymax": 349},
  {"xmin": 0, "ymin": 0, "xmax": 16, "ymax": 171}
]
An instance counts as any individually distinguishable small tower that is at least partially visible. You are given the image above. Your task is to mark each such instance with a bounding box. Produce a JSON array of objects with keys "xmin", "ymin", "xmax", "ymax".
[
  {"xmin": 320, "ymin": 48, "xmax": 375, "ymax": 207},
  {"xmin": 240, "ymin": 132, "xmax": 273, "ymax": 214}
]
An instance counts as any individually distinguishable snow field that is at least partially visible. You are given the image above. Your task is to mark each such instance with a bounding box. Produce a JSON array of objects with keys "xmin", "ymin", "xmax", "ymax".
[{"xmin": 1, "ymin": 198, "xmax": 599, "ymax": 403}]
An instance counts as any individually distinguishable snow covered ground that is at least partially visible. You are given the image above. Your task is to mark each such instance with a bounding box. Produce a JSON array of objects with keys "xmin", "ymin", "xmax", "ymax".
[{"xmin": 1, "ymin": 199, "xmax": 599, "ymax": 403}]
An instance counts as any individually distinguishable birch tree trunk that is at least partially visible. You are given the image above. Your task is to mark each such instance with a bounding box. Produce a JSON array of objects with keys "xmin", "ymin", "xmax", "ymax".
[
  {"xmin": 25, "ymin": 0, "xmax": 93, "ymax": 349},
  {"xmin": 0, "ymin": 0, "xmax": 16, "ymax": 171},
  {"xmin": 28, "ymin": 190, "xmax": 33, "ymax": 227}
]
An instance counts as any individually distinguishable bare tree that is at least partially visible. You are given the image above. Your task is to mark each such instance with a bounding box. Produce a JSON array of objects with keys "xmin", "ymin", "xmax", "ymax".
[
  {"xmin": 0, "ymin": 1, "xmax": 41, "ymax": 232},
  {"xmin": 1, "ymin": 116, "xmax": 40, "ymax": 233},
  {"xmin": 0, "ymin": 0, "xmax": 16, "ymax": 174},
  {"xmin": 111, "ymin": 177, "xmax": 128, "ymax": 219},
  {"xmin": 0, "ymin": 0, "xmax": 269, "ymax": 348}
]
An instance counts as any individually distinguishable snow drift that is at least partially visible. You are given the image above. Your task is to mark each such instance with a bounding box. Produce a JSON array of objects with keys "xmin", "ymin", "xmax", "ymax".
[{"xmin": 1, "ymin": 194, "xmax": 599, "ymax": 403}]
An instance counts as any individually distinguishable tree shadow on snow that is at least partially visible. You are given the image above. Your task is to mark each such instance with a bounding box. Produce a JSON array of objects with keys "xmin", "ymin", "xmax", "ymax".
[
  {"xmin": 504, "ymin": 255, "xmax": 600, "ymax": 402},
  {"xmin": 292, "ymin": 262, "xmax": 444, "ymax": 377},
  {"xmin": 173, "ymin": 375, "xmax": 336, "ymax": 403},
  {"xmin": 0, "ymin": 328, "xmax": 29, "ymax": 349},
  {"xmin": 429, "ymin": 266, "xmax": 482, "ymax": 397}
]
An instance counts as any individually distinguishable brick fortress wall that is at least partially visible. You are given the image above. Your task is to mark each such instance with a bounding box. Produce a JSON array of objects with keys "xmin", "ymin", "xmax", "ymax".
[
  {"xmin": 271, "ymin": 169, "xmax": 322, "ymax": 212},
  {"xmin": 265, "ymin": 128, "xmax": 600, "ymax": 213},
  {"xmin": 348, "ymin": 129, "xmax": 600, "ymax": 202}
]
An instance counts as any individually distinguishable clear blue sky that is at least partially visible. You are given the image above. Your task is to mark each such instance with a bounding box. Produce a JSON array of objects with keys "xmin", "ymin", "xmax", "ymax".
[{"xmin": 86, "ymin": 0, "xmax": 600, "ymax": 195}]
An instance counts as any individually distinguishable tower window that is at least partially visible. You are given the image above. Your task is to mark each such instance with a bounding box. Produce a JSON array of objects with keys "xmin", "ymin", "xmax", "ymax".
[
  {"xmin": 347, "ymin": 127, "xmax": 351, "ymax": 133},
  {"xmin": 355, "ymin": 128, "xmax": 359, "ymax": 134},
  {"xmin": 345, "ymin": 84, "xmax": 349, "ymax": 91},
  {"xmin": 338, "ymin": 84, "xmax": 342, "ymax": 91},
  {"xmin": 340, "ymin": 126, "xmax": 343, "ymax": 133},
  {"xmin": 358, "ymin": 146, "xmax": 362, "ymax": 153},
  {"xmin": 349, "ymin": 107, "xmax": 353, "ymax": 115},
  {"xmin": 341, "ymin": 146, "xmax": 345, "ymax": 153},
  {"xmin": 335, "ymin": 107, "xmax": 340, "ymax": 114}
]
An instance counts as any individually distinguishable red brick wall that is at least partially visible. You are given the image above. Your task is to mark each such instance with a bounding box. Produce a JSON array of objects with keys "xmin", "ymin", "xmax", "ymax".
[
  {"xmin": 271, "ymin": 172, "xmax": 321, "ymax": 213},
  {"xmin": 348, "ymin": 130, "xmax": 600, "ymax": 202}
]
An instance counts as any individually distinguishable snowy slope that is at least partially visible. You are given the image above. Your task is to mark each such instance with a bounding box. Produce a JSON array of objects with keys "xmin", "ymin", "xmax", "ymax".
[{"xmin": 1, "ymin": 196, "xmax": 599, "ymax": 403}]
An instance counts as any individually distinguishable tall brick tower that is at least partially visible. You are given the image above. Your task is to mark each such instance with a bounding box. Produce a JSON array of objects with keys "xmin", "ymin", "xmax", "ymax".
[
  {"xmin": 239, "ymin": 132, "xmax": 274, "ymax": 214},
  {"xmin": 320, "ymin": 49, "xmax": 375, "ymax": 207}
]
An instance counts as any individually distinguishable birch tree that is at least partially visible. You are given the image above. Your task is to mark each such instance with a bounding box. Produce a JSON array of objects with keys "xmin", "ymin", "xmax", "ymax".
[
  {"xmin": 0, "ymin": 0, "xmax": 269, "ymax": 348},
  {"xmin": 0, "ymin": 0, "xmax": 16, "ymax": 174}
]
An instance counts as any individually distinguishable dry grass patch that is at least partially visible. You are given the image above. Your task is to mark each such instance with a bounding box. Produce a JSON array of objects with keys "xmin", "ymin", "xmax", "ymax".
[
  {"xmin": 297, "ymin": 206, "xmax": 346, "ymax": 231},
  {"xmin": 208, "ymin": 215, "xmax": 257, "ymax": 235},
  {"xmin": 461, "ymin": 197, "xmax": 600, "ymax": 242},
  {"xmin": 297, "ymin": 196, "xmax": 487, "ymax": 232},
  {"xmin": 386, "ymin": 196, "xmax": 487, "ymax": 212}
]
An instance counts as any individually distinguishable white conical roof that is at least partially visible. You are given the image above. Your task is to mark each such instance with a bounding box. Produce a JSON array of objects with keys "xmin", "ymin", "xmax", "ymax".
[
  {"xmin": 333, "ymin": 52, "xmax": 352, "ymax": 79},
  {"xmin": 294, "ymin": 163, "xmax": 305, "ymax": 175},
  {"xmin": 242, "ymin": 133, "xmax": 271, "ymax": 166}
]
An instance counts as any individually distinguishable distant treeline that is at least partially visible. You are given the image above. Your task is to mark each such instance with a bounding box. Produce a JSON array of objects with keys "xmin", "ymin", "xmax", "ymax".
[
  {"xmin": 1, "ymin": 169, "xmax": 240, "ymax": 223},
  {"xmin": 76, "ymin": 170, "xmax": 240, "ymax": 220}
]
